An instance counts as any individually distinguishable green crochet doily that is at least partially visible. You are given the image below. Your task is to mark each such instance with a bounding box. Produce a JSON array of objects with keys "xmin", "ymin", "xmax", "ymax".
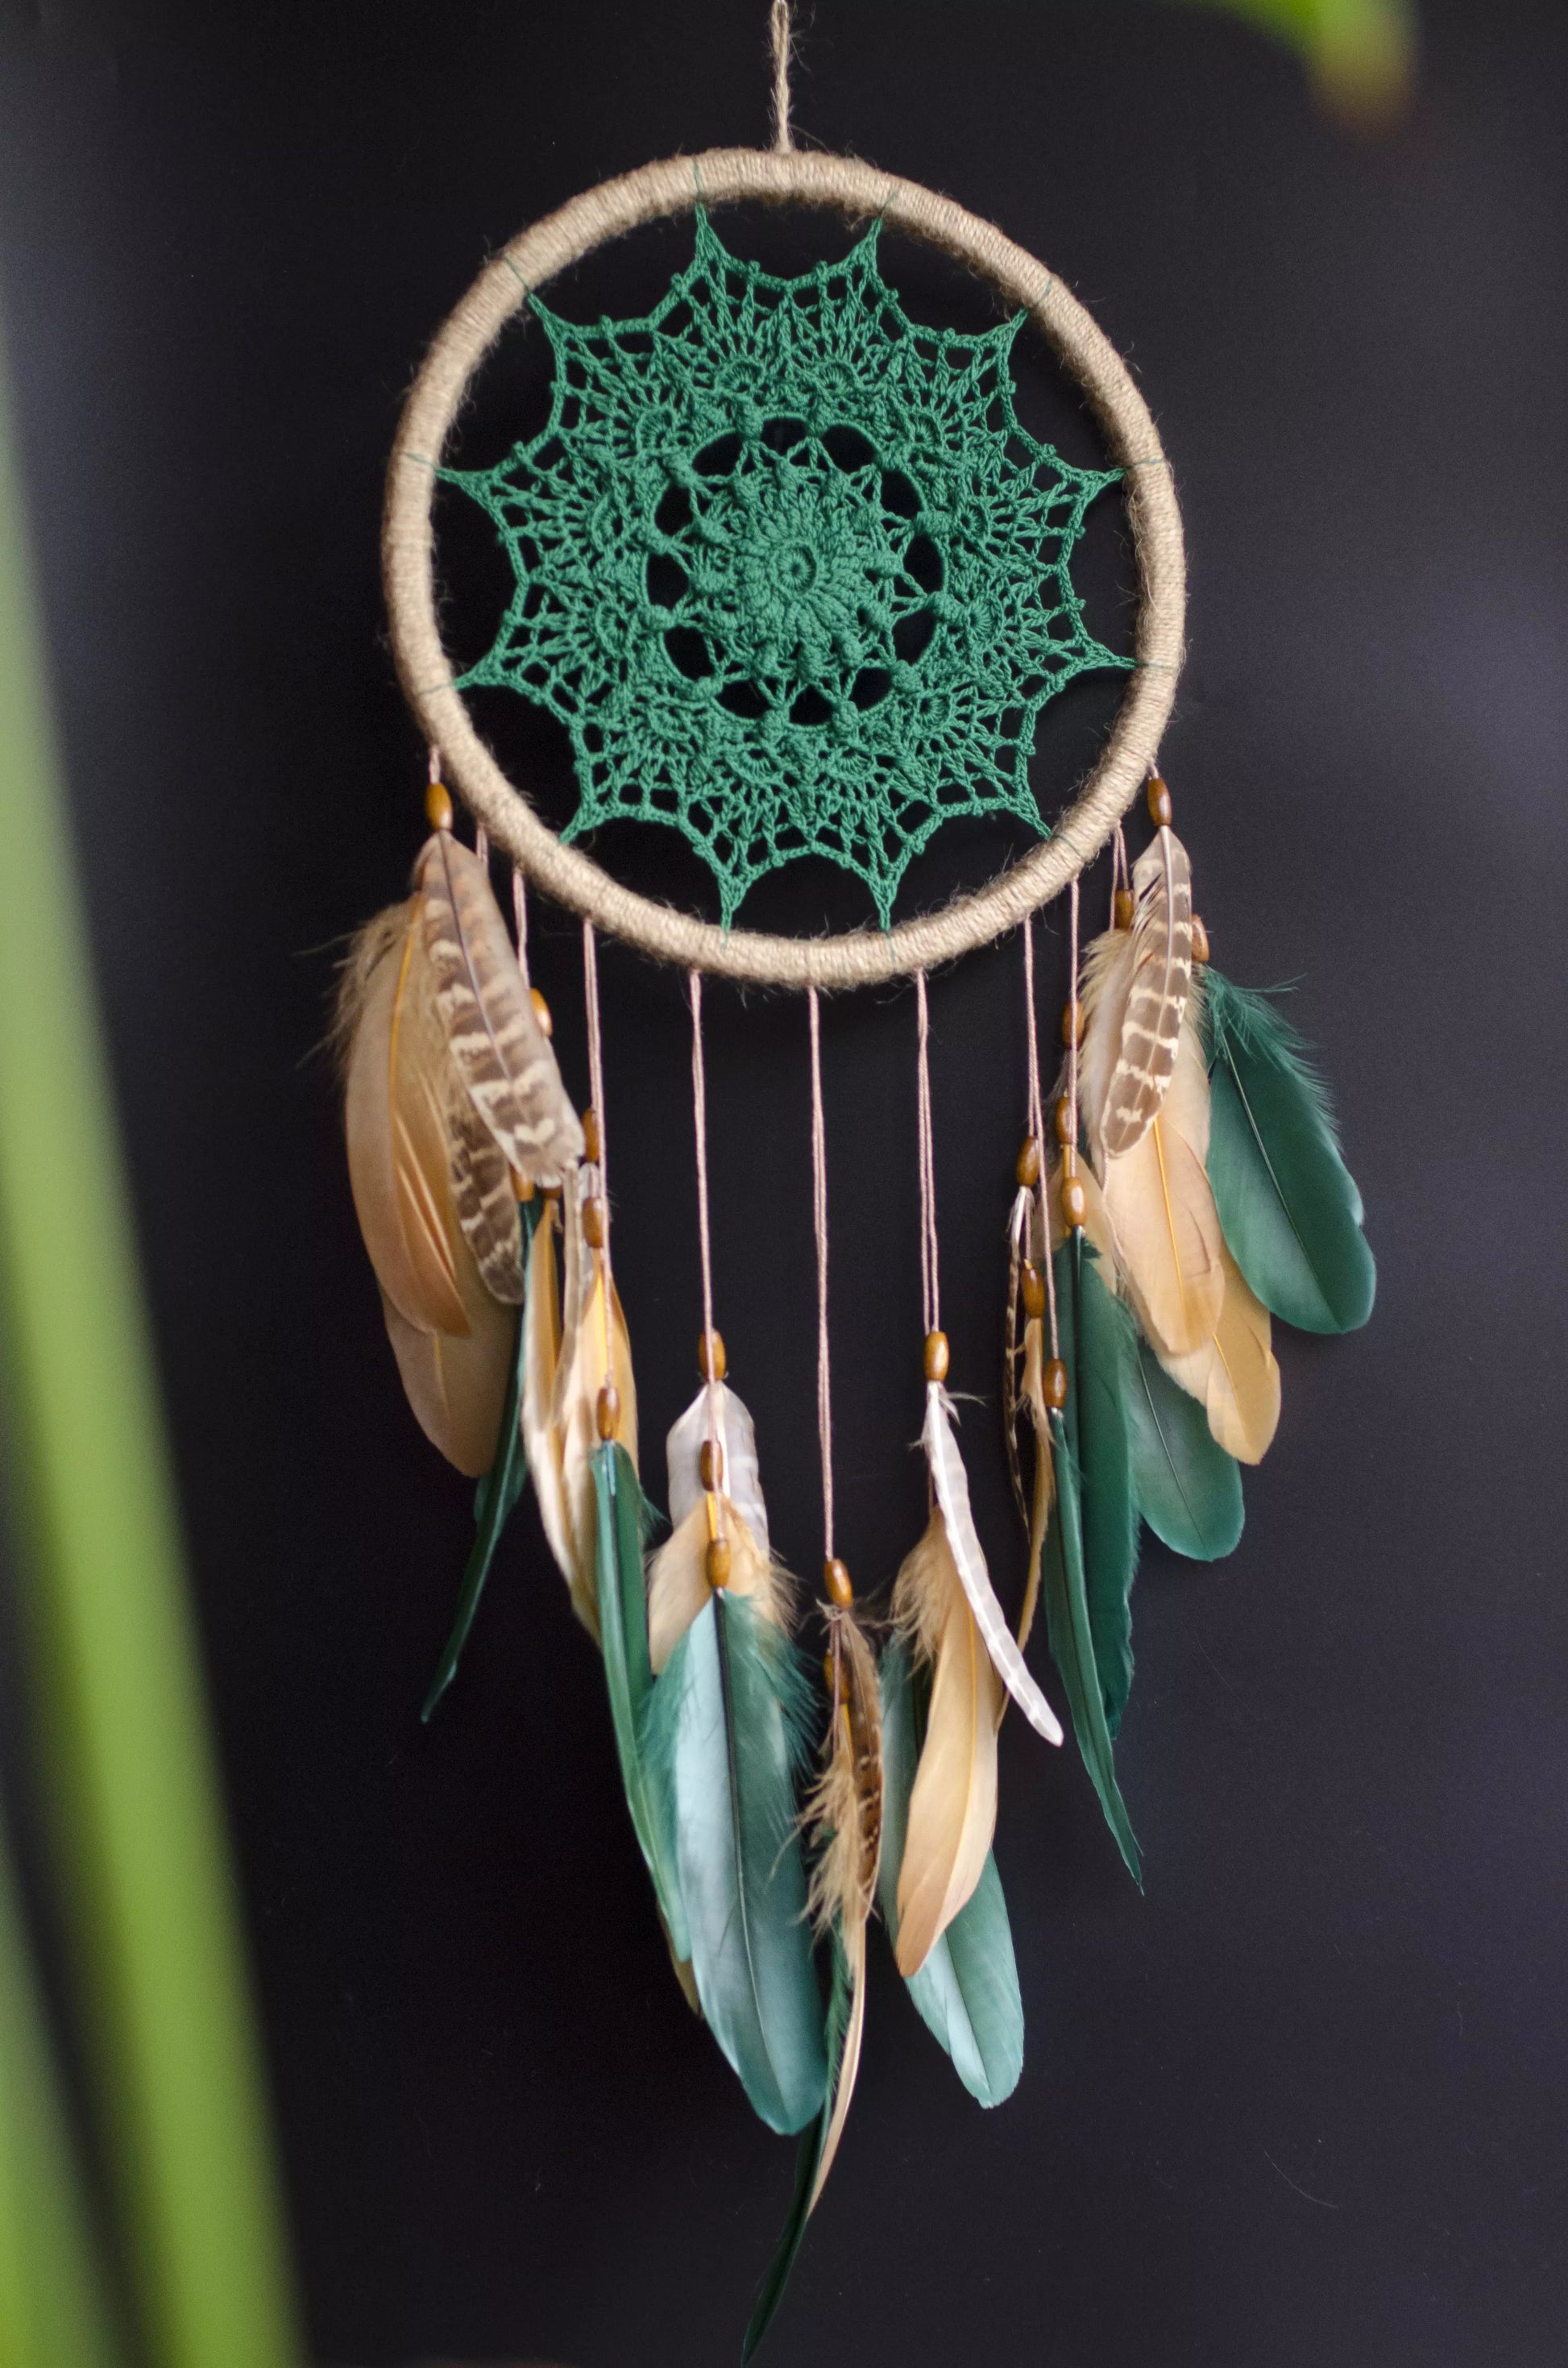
[{"xmin": 446, "ymin": 212, "xmax": 1128, "ymax": 926}]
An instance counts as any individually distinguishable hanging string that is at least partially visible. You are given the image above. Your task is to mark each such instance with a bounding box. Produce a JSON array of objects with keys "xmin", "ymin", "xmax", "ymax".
[
  {"xmin": 807, "ymin": 987, "xmax": 833, "ymax": 1563},
  {"xmin": 1068, "ymin": 880, "xmax": 1082, "ymax": 1161},
  {"xmin": 915, "ymin": 970, "xmax": 940, "ymax": 1339},
  {"xmin": 689, "ymin": 971, "xmax": 725, "ymax": 1507},
  {"xmin": 582, "ymin": 920, "xmax": 615, "ymax": 1382},
  {"xmin": 1023, "ymin": 917, "xmax": 1061, "ymax": 1362},
  {"xmin": 769, "ymin": 0, "xmax": 794, "ymax": 154}
]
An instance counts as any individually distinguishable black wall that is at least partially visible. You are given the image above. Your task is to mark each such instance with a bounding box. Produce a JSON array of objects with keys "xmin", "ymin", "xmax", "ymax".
[{"xmin": 1, "ymin": 3, "xmax": 1565, "ymax": 2362}]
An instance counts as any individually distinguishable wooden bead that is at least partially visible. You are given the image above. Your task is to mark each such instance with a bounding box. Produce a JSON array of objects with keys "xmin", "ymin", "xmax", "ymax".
[
  {"xmin": 529, "ymin": 986, "xmax": 554, "ymax": 1038},
  {"xmin": 1114, "ymin": 887, "xmax": 1135, "ymax": 931},
  {"xmin": 706, "ymin": 1535, "xmax": 732, "ymax": 1589},
  {"xmin": 1060, "ymin": 1000, "xmax": 1084, "ymax": 1049},
  {"xmin": 1021, "ymin": 1261, "xmax": 1045, "ymax": 1320},
  {"xmin": 1015, "ymin": 1134, "xmax": 1041, "ymax": 1189},
  {"xmin": 823, "ymin": 1556, "xmax": 854, "ymax": 1609},
  {"xmin": 425, "ymin": 779, "xmax": 454, "ymax": 832},
  {"xmin": 1053, "ymin": 1094, "xmax": 1074, "ymax": 1146},
  {"xmin": 698, "ymin": 1439, "xmax": 720, "ymax": 1493},
  {"xmin": 1147, "ymin": 773, "xmax": 1173, "ymax": 829},
  {"xmin": 1191, "ymin": 915, "xmax": 1210, "ymax": 966},
  {"xmin": 1043, "ymin": 1358, "xmax": 1068, "ymax": 1411},
  {"xmin": 583, "ymin": 1197, "xmax": 608, "ymax": 1250},
  {"xmin": 698, "ymin": 1327, "xmax": 726, "ymax": 1382},
  {"xmin": 513, "ymin": 1171, "xmax": 535, "ymax": 1203},
  {"xmin": 1060, "ymin": 1173, "xmax": 1088, "ymax": 1232},
  {"xmin": 583, "ymin": 1107, "xmax": 602, "ymax": 1163},
  {"xmin": 596, "ymin": 1382, "xmax": 620, "ymax": 1440},
  {"xmin": 923, "ymin": 1329, "xmax": 950, "ymax": 1384},
  {"xmin": 822, "ymin": 1652, "xmax": 836, "ymax": 1694}
]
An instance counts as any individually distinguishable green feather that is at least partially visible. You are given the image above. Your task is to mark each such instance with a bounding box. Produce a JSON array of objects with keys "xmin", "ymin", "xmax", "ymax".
[
  {"xmin": 1040, "ymin": 1396, "xmax": 1142, "ymax": 1884},
  {"xmin": 421, "ymin": 1194, "xmax": 541, "ymax": 1721},
  {"xmin": 1126, "ymin": 1336, "xmax": 1244, "ymax": 1561},
  {"xmin": 1202, "ymin": 968, "xmax": 1375, "ymax": 1335},
  {"xmin": 1060, "ymin": 1232, "xmax": 1139, "ymax": 1734},
  {"xmin": 740, "ymin": 1926, "xmax": 853, "ymax": 2363},
  {"xmin": 642, "ymin": 1593, "xmax": 827, "ymax": 2135},
  {"xmin": 591, "ymin": 1440, "xmax": 687, "ymax": 1957},
  {"xmin": 877, "ymin": 1639, "xmax": 1023, "ymax": 2106}
]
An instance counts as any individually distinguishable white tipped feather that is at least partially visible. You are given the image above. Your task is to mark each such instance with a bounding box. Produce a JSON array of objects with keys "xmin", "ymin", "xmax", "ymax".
[
  {"xmin": 665, "ymin": 1381, "xmax": 769, "ymax": 1549},
  {"xmin": 521, "ymin": 1199, "xmax": 573, "ymax": 1581},
  {"xmin": 922, "ymin": 1385, "xmax": 1063, "ymax": 1745}
]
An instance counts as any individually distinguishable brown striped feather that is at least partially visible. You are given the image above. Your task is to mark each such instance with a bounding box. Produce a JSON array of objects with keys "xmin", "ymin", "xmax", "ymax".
[
  {"xmin": 1096, "ymin": 827, "xmax": 1193, "ymax": 1161},
  {"xmin": 444, "ymin": 1082, "xmax": 524, "ymax": 1304},
  {"xmin": 805, "ymin": 1603, "xmax": 882, "ymax": 2205},
  {"xmin": 416, "ymin": 831, "xmax": 585, "ymax": 1186}
]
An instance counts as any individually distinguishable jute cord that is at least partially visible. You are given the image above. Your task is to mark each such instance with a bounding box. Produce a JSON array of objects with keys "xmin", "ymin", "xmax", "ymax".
[
  {"xmin": 807, "ymin": 987, "xmax": 834, "ymax": 1560},
  {"xmin": 384, "ymin": 145, "xmax": 1186, "ymax": 989}
]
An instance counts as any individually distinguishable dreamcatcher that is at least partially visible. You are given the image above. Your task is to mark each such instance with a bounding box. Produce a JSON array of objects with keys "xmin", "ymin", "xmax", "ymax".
[{"xmin": 337, "ymin": 7, "xmax": 1374, "ymax": 2351}]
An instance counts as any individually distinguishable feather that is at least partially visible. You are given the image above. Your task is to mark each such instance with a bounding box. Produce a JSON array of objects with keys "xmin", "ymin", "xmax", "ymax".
[
  {"xmin": 641, "ymin": 1591, "xmax": 826, "ymax": 2135},
  {"xmin": 1039, "ymin": 1340, "xmax": 1142, "ymax": 1884},
  {"xmin": 1159, "ymin": 1240, "xmax": 1281, "ymax": 1464},
  {"xmin": 1095, "ymin": 1003, "xmax": 1225, "ymax": 1358},
  {"xmin": 1126, "ymin": 1332, "xmax": 1244, "ymax": 1561},
  {"xmin": 379, "ymin": 1279, "xmax": 515, "ymax": 1479},
  {"xmin": 665, "ymin": 1380, "xmax": 769, "ymax": 1549},
  {"xmin": 444, "ymin": 1082, "xmax": 523, "ymax": 1304},
  {"xmin": 1002, "ymin": 1186, "xmax": 1030, "ymax": 1527},
  {"xmin": 554, "ymin": 1235, "xmax": 639, "ymax": 1640},
  {"xmin": 1018, "ymin": 1313, "xmax": 1055, "ymax": 1653},
  {"xmin": 804, "ymin": 1604, "xmax": 881, "ymax": 2203},
  {"xmin": 1089, "ymin": 828, "xmax": 1193, "ymax": 1158},
  {"xmin": 877, "ymin": 1637, "xmax": 1023, "ymax": 2105},
  {"xmin": 1060, "ymin": 1234, "xmax": 1139, "ymax": 1736},
  {"xmin": 740, "ymin": 1926, "xmax": 856, "ymax": 2366},
  {"xmin": 591, "ymin": 1439, "xmax": 688, "ymax": 1960},
  {"xmin": 646, "ymin": 1499, "xmax": 781, "ymax": 1676},
  {"xmin": 1202, "ymin": 969, "xmax": 1376, "ymax": 1335},
  {"xmin": 415, "ymin": 829, "xmax": 585, "ymax": 1186},
  {"xmin": 521, "ymin": 1196, "xmax": 573, "ymax": 1585},
  {"xmin": 922, "ymin": 1385, "xmax": 1063, "ymax": 1744},
  {"xmin": 338, "ymin": 899, "xmax": 470, "ymax": 1337},
  {"xmin": 421, "ymin": 1194, "xmax": 541, "ymax": 1720},
  {"xmin": 891, "ymin": 1508, "xmax": 1006, "ymax": 1977}
]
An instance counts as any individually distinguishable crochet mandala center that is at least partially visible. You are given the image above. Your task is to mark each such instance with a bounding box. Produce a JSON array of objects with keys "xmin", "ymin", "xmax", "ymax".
[{"xmin": 446, "ymin": 213, "xmax": 1129, "ymax": 925}]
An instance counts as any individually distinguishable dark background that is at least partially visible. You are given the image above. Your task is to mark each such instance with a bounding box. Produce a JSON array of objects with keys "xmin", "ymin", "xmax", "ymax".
[{"xmin": 2, "ymin": 2, "xmax": 1565, "ymax": 2362}]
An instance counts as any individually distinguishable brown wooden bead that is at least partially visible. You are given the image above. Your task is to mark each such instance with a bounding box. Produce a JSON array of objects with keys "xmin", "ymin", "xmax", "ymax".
[
  {"xmin": 698, "ymin": 1327, "xmax": 727, "ymax": 1381},
  {"xmin": 529, "ymin": 986, "xmax": 554, "ymax": 1038},
  {"xmin": 1114, "ymin": 887, "xmax": 1135, "ymax": 931},
  {"xmin": 1147, "ymin": 773, "xmax": 1173, "ymax": 829},
  {"xmin": 823, "ymin": 1556, "xmax": 854, "ymax": 1609},
  {"xmin": 698, "ymin": 1439, "xmax": 720, "ymax": 1493},
  {"xmin": 425, "ymin": 779, "xmax": 454, "ymax": 832},
  {"xmin": 1015, "ymin": 1134, "xmax": 1041, "ymax": 1190},
  {"xmin": 822, "ymin": 1652, "xmax": 836, "ymax": 1694},
  {"xmin": 1043, "ymin": 1358, "xmax": 1068, "ymax": 1411},
  {"xmin": 1060, "ymin": 1173, "xmax": 1089, "ymax": 1232},
  {"xmin": 595, "ymin": 1382, "xmax": 620, "ymax": 1440},
  {"xmin": 541, "ymin": 1182, "xmax": 562, "ymax": 1202},
  {"xmin": 582, "ymin": 1107, "xmax": 602, "ymax": 1163},
  {"xmin": 1021, "ymin": 1261, "xmax": 1046, "ymax": 1320},
  {"xmin": 1191, "ymin": 915, "xmax": 1210, "ymax": 966},
  {"xmin": 923, "ymin": 1328, "xmax": 950, "ymax": 1384},
  {"xmin": 1060, "ymin": 999, "xmax": 1085, "ymax": 1049},
  {"xmin": 706, "ymin": 1535, "xmax": 732, "ymax": 1589},
  {"xmin": 583, "ymin": 1197, "xmax": 607, "ymax": 1250},
  {"xmin": 1053, "ymin": 1094, "xmax": 1074, "ymax": 1146},
  {"xmin": 512, "ymin": 1171, "xmax": 535, "ymax": 1203}
]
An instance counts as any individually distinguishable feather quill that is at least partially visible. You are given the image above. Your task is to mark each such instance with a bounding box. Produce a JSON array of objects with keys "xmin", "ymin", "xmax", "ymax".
[{"xmin": 415, "ymin": 830, "xmax": 584, "ymax": 1186}]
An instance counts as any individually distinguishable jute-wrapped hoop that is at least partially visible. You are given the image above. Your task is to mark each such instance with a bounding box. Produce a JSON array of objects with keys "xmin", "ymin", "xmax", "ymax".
[{"xmin": 383, "ymin": 145, "xmax": 1184, "ymax": 989}]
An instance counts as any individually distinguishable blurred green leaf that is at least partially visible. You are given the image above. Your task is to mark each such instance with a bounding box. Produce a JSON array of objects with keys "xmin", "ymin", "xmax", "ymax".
[{"xmin": 0, "ymin": 321, "xmax": 301, "ymax": 2367}]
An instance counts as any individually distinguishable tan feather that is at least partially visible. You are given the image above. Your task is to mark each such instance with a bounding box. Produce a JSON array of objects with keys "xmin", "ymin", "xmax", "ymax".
[
  {"xmin": 892, "ymin": 1509, "xmax": 1004, "ymax": 1977},
  {"xmin": 804, "ymin": 1605, "xmax": 881, "ymax": 2204},
  {"xmin": 1096, "ymin": 827, "xmax": 1193, "ymax": 1159},
  {"xmin": 1160, "ymin": 1243, "xmax": 1281, "ymax": 1464},
  {"xmin": 378, "ymin": 1262, "xmax": 514, "ymax": 1479},
  {"xmin": 923, "ymin": 1386, "xmax": 1062, "ymax": 1743},
  {"xmin": 338, "ymin": 899, "xmax": 469, "ymax": 1336},
  {"xmin": 1098, "ymin": 1011, "xmax": 1224, "ymax": 1357},
  {"xmin": 416, "ymin": 831, "xmax": 584, "ymax": 1186},
  {"xmin": 521, "ymin": 1199, "xmax": 573, "ymax": 1581},
  {"xmin": 646, "ymin": 1501, "xmax": 782, "ymax": 1675},
  {"xmin": 555, "ymin": 1248, "xmax": 639, "ymax": 1638},
  {"xmin": 1017, "ymin": 1314, "xmax": 1056, "ymax": 1653}
]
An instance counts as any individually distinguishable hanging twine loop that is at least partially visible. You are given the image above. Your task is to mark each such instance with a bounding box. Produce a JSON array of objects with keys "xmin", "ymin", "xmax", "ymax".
[
  {"xmin": 384, "ymin": 139, "xmax": 1184, "ymax": 988},
  {"xmin": 769, "ymin": 0, "xmax": 794, "ymax": 154},
  {"xmin": 807, "ymin": 987, "xmax": 834, "ymax": 1564},
  {"xmin": 689, "ymin": 971, "xmax": 727, "ymax": 1531}
]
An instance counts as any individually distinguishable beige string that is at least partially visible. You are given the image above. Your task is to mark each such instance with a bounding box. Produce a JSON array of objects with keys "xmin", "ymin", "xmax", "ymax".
[
  {"xmin": 384, "ymin": 143, "xmax": 1185, "ymax": 987},
  {"xmin": 688, "ymin": 971, "xmax": 726, "ymax": 1510},
  {"xmin": 807, "ymin": 987, "xmax": 834, "ymax": 1562},
  {"xmin": 1068, "ymin": 880, "xmax": 1082, "ymax": 1162},
  {"xmin": 582, "ymin": 920, "xmax": 615, "ymax": 1385},
  {"xmin": 914, "ymin": 970, "xmax": 940, "ymax": 1339},
  {"xmin": 512, "ymin": 866, "xmax": 529, "ymax": 978},
  {"xmin": 769, "ymin": 0, "xmax": 794, "ymax": 153},
  {"xmin": 1022, "ymin": 917, "xmax": 1060, "ymax": 1361}
]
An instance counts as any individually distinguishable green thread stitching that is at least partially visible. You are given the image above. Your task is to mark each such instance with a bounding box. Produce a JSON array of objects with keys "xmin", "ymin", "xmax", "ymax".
[{"xmin": 446, "ymin": 213, "xmax": 1128, "ymax": 925}]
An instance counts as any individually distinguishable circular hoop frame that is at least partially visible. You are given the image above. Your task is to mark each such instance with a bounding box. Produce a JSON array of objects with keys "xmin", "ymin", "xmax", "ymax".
[{"xmin": 383, "ymin": 146, "xmax": 1184, "ymax": 989}]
